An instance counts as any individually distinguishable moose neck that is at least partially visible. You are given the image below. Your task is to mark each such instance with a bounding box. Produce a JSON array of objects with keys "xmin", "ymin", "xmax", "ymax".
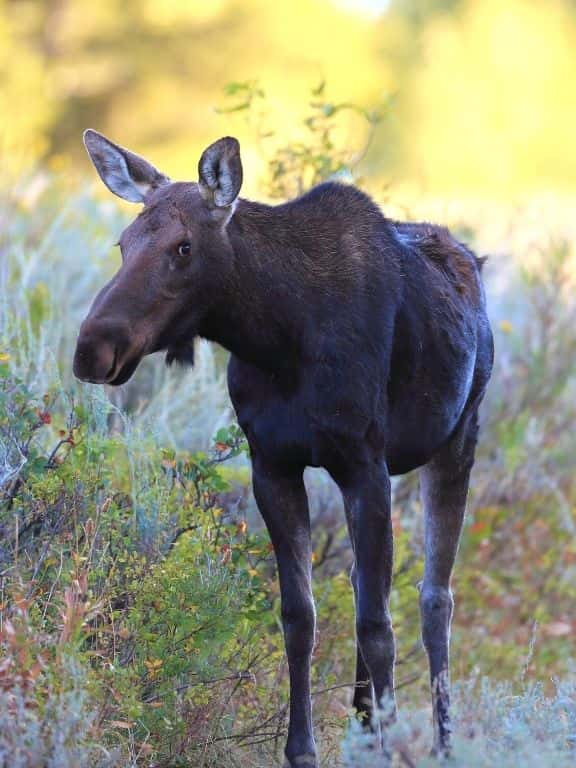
[{"xmin": 198, "ymin": 200, "xmax": 308, "ymax": 373}]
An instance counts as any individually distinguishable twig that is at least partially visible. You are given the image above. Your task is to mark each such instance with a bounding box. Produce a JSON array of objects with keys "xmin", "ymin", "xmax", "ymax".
[{"xmin": 143, "ymin": 671, "xmax": 254, "ymax": 704}]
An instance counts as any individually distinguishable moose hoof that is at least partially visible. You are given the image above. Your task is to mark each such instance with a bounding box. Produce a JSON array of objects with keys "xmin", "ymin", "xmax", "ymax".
[
  {"xmin": 430, "ymin": 743, "xmax": 452, "ymax": 761},
  {"xmin": 282, "ymin": 753, "xmax": 318, "ymax": 768}
]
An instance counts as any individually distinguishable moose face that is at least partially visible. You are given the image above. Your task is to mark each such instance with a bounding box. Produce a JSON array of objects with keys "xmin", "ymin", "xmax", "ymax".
[{"xmin": 73, "ymin": 130, "xmax": 242, "ymax": 385}]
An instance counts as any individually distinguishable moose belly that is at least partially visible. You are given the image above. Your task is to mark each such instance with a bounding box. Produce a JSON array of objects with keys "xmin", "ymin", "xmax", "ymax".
[{"xmin": 228, "ymin": 345, "xmax": 476, "ymax": 476}]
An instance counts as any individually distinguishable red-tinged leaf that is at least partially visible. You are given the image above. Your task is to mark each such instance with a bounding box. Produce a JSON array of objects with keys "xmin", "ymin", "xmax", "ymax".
[
  {"xmin": 220, "ymin": 543, "xmax": 232, "ymax": 564},
  {"xmin": 470, "ymin": 521, "xmax": 488, "ymax": 535},
  {"xmin": 28, "ymin": 661, "xmax": 43, "ymax": 681}
]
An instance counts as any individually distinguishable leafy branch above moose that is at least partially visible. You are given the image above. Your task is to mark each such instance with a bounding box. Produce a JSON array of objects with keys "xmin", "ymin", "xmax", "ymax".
[{"xmin": 74, "ymin": 130, "xmax": 493, "ymax": 767}]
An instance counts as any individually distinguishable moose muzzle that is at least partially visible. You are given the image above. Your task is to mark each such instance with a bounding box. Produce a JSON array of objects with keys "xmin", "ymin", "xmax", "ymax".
[{"xmin": 73, "ymin": 319, "xmax": 142, "ymax": 386}]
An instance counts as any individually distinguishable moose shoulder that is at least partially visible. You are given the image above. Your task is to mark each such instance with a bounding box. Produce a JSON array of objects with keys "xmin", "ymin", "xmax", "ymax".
[{"xmin": 75, "ymin": 131, "xmax": 493, "ymax": 768}]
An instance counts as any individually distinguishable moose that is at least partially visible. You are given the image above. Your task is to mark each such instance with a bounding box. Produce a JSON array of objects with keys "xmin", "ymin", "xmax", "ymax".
[{"xmin": 74, "ymin": 130, "xmax": 493, "ymax": 767}]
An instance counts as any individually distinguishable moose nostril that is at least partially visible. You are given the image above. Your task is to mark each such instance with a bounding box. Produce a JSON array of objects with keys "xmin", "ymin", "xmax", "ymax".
[{"xmin": 104, "ymin": 346, "xmax": 118, "ymax": 382}]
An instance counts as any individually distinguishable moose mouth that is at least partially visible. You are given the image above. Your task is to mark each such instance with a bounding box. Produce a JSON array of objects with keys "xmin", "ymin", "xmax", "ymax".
[{"xmin": 106, "ymin": 353, "xmax": 143, "ymax": 386}]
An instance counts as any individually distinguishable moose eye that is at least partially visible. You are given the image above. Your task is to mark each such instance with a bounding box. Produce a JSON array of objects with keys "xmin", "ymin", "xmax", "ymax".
[{"xmin": 177, "ymin": 241, "xmax": 191, "ymax": 257}]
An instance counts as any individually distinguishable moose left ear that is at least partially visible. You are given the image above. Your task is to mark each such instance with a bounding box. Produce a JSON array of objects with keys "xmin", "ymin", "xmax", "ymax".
[
  {"xmin": 83, "ymin": 129, "xmax": 170, "ymax": 203},
  {"xmin": 198, "ymin": 137, "xmax": 243, "ymax": 208}
]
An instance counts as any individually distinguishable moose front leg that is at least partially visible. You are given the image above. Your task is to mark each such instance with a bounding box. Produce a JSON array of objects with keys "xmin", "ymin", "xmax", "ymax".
[
  {"xmin": 339, "ymin": 462, "xmax": 396, "ymax": 723},
  {"xmin": 419, "ymin": 409, "xmax": 479, "ymax": 756},
  {"xmin": 252, "ymin": 459, "xmax": 317, "ymax": 768}
]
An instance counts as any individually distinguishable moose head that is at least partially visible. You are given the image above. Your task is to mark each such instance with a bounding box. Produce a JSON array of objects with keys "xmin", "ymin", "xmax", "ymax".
[{"xmin": 73, "ymin": 130, "xmax": 243, "ymax": 385}]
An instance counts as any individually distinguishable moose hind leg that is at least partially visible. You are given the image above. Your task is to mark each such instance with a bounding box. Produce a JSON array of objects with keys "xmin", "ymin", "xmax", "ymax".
[
  {"xmin": 350, "ymin": 563, "xmax": 374, "ymax": 725},
  {"xmin": 419, "ymin": 409, "xmax": 479, "ymax": 756}
]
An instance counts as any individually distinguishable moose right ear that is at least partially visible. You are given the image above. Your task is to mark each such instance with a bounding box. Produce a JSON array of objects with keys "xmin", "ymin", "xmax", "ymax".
[
  {"xmin": 83, "ymin": 129, "xmax": 169, "ymax": 203},
  {"xmin": 198, "ymin": 137, "xmax": 243, "ymax": 209}
]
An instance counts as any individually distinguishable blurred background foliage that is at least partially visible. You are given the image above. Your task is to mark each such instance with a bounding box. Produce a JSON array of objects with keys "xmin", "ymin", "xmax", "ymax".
[
  {"xmin": 2, "ymin": 0, "xmax": 576, "ymax": 197},
  {"xmin": 1, "ymin": 0, "xmax": 576, "ymax": 766}
]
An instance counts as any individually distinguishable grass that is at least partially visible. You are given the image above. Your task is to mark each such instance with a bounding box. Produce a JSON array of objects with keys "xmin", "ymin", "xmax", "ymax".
[{"xmin": 340, "ymin": 678, "xmax": 576, "ymax": 768}]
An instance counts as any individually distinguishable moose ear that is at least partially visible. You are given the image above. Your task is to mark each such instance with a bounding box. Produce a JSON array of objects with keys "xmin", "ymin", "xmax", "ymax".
[
  {"xmin": 83, "ymin": 129, "xmax": 169, "ymax": 203},
  {"xmin": 198, "ymin": 137, "xmax": 242, "ymax": 208}
]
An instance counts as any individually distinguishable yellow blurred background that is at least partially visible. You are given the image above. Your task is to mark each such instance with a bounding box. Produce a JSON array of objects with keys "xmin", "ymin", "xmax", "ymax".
[{"xmin": 1, "ymin": 0, "xmax": 576, "ymax": 200}]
